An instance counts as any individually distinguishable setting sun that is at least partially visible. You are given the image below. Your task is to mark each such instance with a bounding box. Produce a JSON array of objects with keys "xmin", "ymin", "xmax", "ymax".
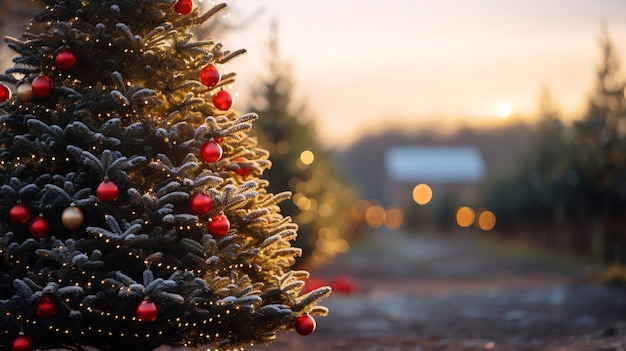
[{"xmin": 497, "ymin": 102, "xmax": 512, "ymax": 119}]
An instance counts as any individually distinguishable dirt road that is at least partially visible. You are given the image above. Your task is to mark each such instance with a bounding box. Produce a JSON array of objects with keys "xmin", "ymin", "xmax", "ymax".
[{"xmin": 256, "ymin": 230, "xmax": 626, "ymax": 350}]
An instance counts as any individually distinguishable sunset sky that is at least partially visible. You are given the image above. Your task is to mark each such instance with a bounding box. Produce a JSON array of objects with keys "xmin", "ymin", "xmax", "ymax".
[{"xmin": 216, "ymin": 1, "xmax": 626, "ymax": 148}]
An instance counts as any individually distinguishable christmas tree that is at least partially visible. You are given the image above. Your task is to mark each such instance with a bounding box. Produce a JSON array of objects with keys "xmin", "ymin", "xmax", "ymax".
[{"xmin": 0, "ymin": 1, "xmax": 330, "ymax": 351}]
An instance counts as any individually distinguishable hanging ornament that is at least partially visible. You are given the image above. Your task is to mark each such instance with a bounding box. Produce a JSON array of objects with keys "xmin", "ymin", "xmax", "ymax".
[
  {"xmin": 55, "ymin": 48, "xmax": 77, "ymax": 71},
  {"xmin": 61, "ymin": 205, "xmax": 84, "ymax": 229},
  {"xmin": 136, "ymin": 299, "xmax": 158, "ymax": 322},
  {"xmin": 201, "ymin": 140, "xmax": 223, "ymax": 163},
  {"xmin": 200, "ymin": 64, "xmax": 220, "ymax": 87},
  {"xmin": 295, "ymin": 313, "xmax": 317, "ymax": 335},
  {"xmin": 97, "ymin": 179, "xmax": 119, "ymax": 202},
  {"xmin": 29, "ymin": 215, "xmax": 50, "ymax": 238},
  {"xmin": 175, "ymin": 0, "xmax": 193, "ymax": 14},
  {"xmin": 16, "ymin": 83, "xmax": 34, "ymax": 102},
  {"xmin": 190, "ymin": 193, "xmax": 212, "ymax": 215},
  {"xmin": 213, "ymin": 89, "xmax": 233, "ymax": 111},
  {"xmin": 9, "ymin": 203, "xmax": 31, "ymax": 224},
  {"xmin": 0, "ymin": 84, "xmax": 11, "ymax": 102},
  {"xmin": 11, "ymin": 333, "xmax": 32, "ymax": 351},
  {"xmin": 31, "ymin": 75, "xmax": 53, "ymax": 99},
  {"xmin": 36, "ymin": 296, "xmax": 57, "ymax": 319},
  {"xmin": 208, "ymin": 214, "xmax": 230, "ymax": 237}
]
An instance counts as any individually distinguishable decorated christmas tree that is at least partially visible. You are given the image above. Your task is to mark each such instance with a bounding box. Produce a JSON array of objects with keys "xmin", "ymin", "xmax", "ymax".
[{"xmin": 0, "ymin": 1, "xmax": 330, "ymax": 351}]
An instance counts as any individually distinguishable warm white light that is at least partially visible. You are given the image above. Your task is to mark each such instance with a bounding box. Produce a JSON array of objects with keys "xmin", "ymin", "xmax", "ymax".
[{"xmin": 497, "ymin": 102, "xmax": 511, "ymax": 119}]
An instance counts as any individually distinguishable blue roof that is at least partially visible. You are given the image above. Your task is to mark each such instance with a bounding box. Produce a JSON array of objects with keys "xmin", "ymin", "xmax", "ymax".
[{"xmin": 385, "ymin": 146, "xmax": 486, "ymax": 183}]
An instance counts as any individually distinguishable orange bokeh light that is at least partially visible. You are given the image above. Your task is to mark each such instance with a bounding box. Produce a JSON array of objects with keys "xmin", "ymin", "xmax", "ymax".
[
  {"xmin": 456, "ymin": 207, "xmax": 475, "ymax": 227},
  {"xmin": 412, "ymin": 183, "xmax": 433, "ymax": 205}
]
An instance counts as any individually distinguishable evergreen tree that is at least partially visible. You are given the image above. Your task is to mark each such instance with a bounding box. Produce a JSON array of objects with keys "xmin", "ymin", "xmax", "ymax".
[
  {"xmin": 248, "ymin": 23, "xmax": 359, "ymax": 268},
  {"xmin": 573, "ymin": 24, "xmax": 626, "ymax": 261},
  {"xmin": 0, "ymin": 2, "xmax": 330, "ymax": 351}
]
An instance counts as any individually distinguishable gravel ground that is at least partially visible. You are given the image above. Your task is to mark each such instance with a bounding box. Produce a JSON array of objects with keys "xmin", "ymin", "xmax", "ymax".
[{"xmin": 255, "ymin": 230, "xmax": 626, "ymax": 351}]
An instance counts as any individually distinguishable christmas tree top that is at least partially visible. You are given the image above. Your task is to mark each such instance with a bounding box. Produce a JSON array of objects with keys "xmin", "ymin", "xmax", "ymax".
[{"xmin": 0, "ymin": 1, "xmax": 330, "ymax": 351}]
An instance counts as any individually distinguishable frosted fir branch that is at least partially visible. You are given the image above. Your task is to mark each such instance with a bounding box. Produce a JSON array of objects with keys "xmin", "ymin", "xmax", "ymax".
[
  {"xmin": 259, "ymin": 234, "xmax": 283, "ymax": 250},
  {"xmin": 258, "ymin": 191, "xmax": 293, "ymax": 208},
  {"xmin": 115, "ymin": 23, "xmax": 143, "ymax": 48},
  {"xmin": 42, "ymin": 184, "xmax": 73, "ymax": 203},
  {"xmin": 171, "ymin": 80, "xmax": 204, "ymax": 91},
  {"xmin": 94, "ymin": 23, "xmax": 107, "ymax": 39},
  {"xmin": 0, "ymin": 185, "xmax": 18, "ymax": 204},
  {"xmin": 145, "ymin": 278, "xmax": 178, "ymax": 296},
  {"xmin": 177, "ymin": 95, "xmax": 205, "ymax": 110},
  {"xmin": 123, "ymin": 122, "xmax": 145, "ymax": 138},
  {"xmin": 9, "ymin": 238, "xmax": 40, "ymax": 254},
  {"xmin": 143, "ymin": 24, "xmax": 170, "ymax": 44},
  {"xmin": 234, "ymin": 285, "xmax": 259, "ymax": 298},
  {"xmin": 13, "ymin": 135, "xmax": 37, "ymax": 154},
  {"xmin": 40, "ymin": 282, "xmax": 60, "ymax": 296},
  {"xmin": 292, "ymin": 286, "xmax": 332, "ymax": 314},
  {"xmin": 271, "ymin": 248, "xmax": 303, "ymax": 260},
  {"xmin": 86, "ymin": 215, "xmax": 149, "ymax": 244},
  {"xmin": 111, "ymin": 72, "xmax": 127, "ymax": 94},
  {"xmin": 283, "ymin": 270, "xmax": 311, "ymax": 282},
  {"xmin": 57, "ymin": 285, "xmax": 84, "ymax": 298},
  {"xmin": 114, "ymin": 271, "xmax": 137, "ymax": 286},
  {"xmin": 242, "ymin": 208, "xmax": 270, "ymax": 223},
  {"xmin": 280, "ymin": 280, "xmax": 305, "ymax": 295},
  {"xmin": 12, "ymin": 279, "xmax": 34, "ymax": 300},
  {"xmin": 66, "ymin": 145, "xmax": 105, "ymax": 174},
  {"xmin": 222, "ymin": 120, "xmax": 253, "ymax": 136},
  {"xmin": 154, "ymin": 177, "xmax": 181, "ymax": 195},
  {"xmin": 163, "ymin": 212, "xmax": 197, "ymax": 224},
  {"xmin": 143, "ymin": 269, "xmax": 155, "ymax": 286},
  {"xmin": 27, "ymin": 119, "xmax": 64, "ymax": 142},
  {"xmin": 110, "ymin": 90, "xmax": 130, "ymax": 106},
  {"xmin": 256, "ymin": 304, "xmax": 292, "ymax": 317},
  {"xmin": 191, "ymin": 3, "xmax": 228, "ymax": 27},
  {"xmin": 179, "ymin": 238, "xmax": 204, "ymax": 257},
  {"xmin": 176, "ymin": 42, "xmax": 213, "ymax": 58},
  {"xmin": 130, "ymin": 88, "xmax": 158, "ymax": 105}
]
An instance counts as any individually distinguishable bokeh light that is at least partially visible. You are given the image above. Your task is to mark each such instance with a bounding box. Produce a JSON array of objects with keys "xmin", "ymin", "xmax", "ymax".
[
  {"xmin": 299, "ymin": 150, "xmax": 315, "ymax": 165},
  {"xmin": 385, "ymin": 206, "xmax": 404, "ymax": 230},
  {"xmin": 365, "ymin": 205, "xmax": 386, "ymax": 228},
  {"xmin": 456, "ymin": 206, "xmax": 475, "ymax": 227},
  {"xmin": 477, "ymin": 210, "xmax": 496, "ymax": 231},
  {"xmin": 412, "ymin": 183, "xmax": 433, "ymax": 205}
]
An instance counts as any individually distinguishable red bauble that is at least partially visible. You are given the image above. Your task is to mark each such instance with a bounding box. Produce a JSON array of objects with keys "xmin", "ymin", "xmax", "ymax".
[
  {"xmin": 36, "ymin": 296, "xmax": 57, "ymax": 318},
  {"xmin": 97, "ymin": 179, "xmax": 119, "ymax": 202},
  {"xmin": 212, "ymin": 90, "xmax": 233, "ymax": 111},
  {"xmin": 9, "ymin": 203, "xmax": 31, "ymax": 224},
  {"xmin": 175, "ymin": 0, "xmax": 193, "ymax": 14},
  {"xmin": 0, "ymin": 84, "xmax": 11, "ymax": 102},
  {"xmin": 295, "ymin": 313, "xmax": 317, "ymax": 335},
  {"xmin": 31, "ymin": 75, "xmax": 53, "ymax": 99},
  {"xmin": 190, "ymin": 193, "xmax": 212, "ymax": 215},
  {"xmin": 201, "ymin": 141, "xmax": 222, "ymax": 163},
  {"xmin": 208, "ymin": 214, "xmax": 230, "ymax": 237},
  {"xmin": 136, "ymin": 299, "xmax": 158, "ymax": 322},
  {"xmin": 200, "ymin": 65, "xmax": 220, "ymax": 87},
  {"xmin": 29, "ymin": 216, "xmax": 50, "ymax": 238},
  {"xmin": 11, "ymin": 335, "xmax": 32, "ymax": 351},
  {"xmin": 55, "ymin": 48, "xmax": 77, "ymax": 71}
]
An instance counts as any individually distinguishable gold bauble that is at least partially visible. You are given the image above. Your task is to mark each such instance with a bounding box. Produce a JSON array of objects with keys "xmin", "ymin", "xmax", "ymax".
[
  {"xmin": 17, "ymin": 83, "xmax": 34, "ymax": 102},
  {"xmin": 61, "ymin": 206, "xmax": 84, "ymax": 229}
]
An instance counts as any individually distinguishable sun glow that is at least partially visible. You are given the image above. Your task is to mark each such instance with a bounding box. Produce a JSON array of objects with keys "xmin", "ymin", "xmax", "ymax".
[{"xmin": 497, "ymin": 102, "xmax": 512, "ymax": 119}]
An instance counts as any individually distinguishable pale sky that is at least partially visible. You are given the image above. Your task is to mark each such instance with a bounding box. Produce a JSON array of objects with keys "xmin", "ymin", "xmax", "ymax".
[{"xmin": 214, "ymin": 1, "xmax": 626, "ymax": 148}]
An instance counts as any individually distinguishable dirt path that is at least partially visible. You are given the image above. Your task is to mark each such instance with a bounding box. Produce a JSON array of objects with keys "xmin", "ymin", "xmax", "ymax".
[{"xmin": 256, "ymin": 230, "xmax": 626, "ymax": 350}]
